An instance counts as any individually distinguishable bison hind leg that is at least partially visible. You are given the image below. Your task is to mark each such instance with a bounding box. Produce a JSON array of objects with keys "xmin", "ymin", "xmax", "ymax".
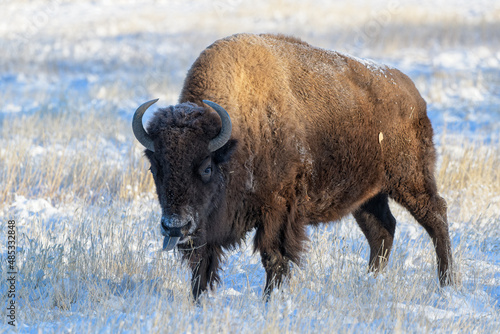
[
  {"xmin": 353, "ymin": 193, "xmax": 397, "ymax": 273},
  {"xmin": 391, "ymin": 187, "xmax": 453, "ymax": 286}
]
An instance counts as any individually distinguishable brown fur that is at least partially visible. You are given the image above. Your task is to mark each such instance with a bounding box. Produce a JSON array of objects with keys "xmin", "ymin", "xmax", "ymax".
[{"xmin": 143, "ymin": 33, "xmax": 454, "ymax": 300}]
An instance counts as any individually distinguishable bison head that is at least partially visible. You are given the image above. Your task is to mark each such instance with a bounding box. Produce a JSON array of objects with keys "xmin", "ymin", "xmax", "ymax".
[{"xmin": 132, "ymin": 99, "xmax": 236, "ymax": 251}]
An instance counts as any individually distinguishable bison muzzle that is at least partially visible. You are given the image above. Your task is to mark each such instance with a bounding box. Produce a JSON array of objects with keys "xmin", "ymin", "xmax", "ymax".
[{"xmin": 132, "ymin": 33, "xmax": 455, "ymax": 300}]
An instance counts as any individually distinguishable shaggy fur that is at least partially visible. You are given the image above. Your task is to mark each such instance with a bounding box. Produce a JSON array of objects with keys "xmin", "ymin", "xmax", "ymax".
[{"xmin": 143, "ymin": 33, "xmax": 454, "ymax": 300}]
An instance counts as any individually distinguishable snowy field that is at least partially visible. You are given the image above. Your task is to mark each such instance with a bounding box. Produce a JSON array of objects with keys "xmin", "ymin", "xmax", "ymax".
[{"xmin": 1, "ymin": 0, "xmax": 499, "ymax": 332}]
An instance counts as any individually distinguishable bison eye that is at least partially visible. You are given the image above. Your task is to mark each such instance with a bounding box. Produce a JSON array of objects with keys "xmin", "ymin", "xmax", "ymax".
[{"xmin": 198, "ymin": 157, "xmax": 213, "ymax": 183}]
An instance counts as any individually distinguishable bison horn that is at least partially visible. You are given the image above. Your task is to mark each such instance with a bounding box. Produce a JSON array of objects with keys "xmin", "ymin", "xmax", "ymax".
[
  {"xmin": 203, "ymin": 100, "xmax": 232, "ymax": 152},
  {"xmin": 132, "ymin": 98, "xmax": 158, "ymax": 152}
]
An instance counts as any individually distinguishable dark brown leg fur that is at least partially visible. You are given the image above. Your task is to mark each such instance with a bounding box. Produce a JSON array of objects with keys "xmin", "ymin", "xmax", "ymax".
[
  {"xmin": 353, "ymin": 193, "xmax": 397, "ymax": 272},
  {"xmin": 390, "ymin": 174, "xmax": 453, "ymax": 286},
  {"xmin": 254, "ymin": 215, "xmax": 306, "ymax": 300},
  {"xmin": 261, "ymin": 250, "xmax": 290, "ymax": 299},
  {"xmin": 187, "ymin": 245, "xmax": 222, "ymax": 301}
]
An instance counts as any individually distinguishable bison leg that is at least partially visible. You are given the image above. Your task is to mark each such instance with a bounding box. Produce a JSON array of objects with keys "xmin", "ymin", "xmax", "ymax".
[
  {"xmin": 255, "ymin": 219, "xmax": 306, "ymax": 300},
  {"xmin": 260, "ymin": 250, "xmax": 290, "ymax": 299},
  {"xmin": 188, "ymin": 244, "xmax": 222, "ymax": 301},
  {"xmin": 353, "ymin": 193, "xmax": 397, "ymax": 272},
  {"xmin": 391, "ymin": 180, "xmax": 453, "ymax": 286}
]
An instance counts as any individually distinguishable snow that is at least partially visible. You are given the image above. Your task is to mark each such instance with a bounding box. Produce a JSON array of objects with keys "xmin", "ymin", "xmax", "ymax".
[
  {"xmin": 340, "ymin": 52, "xmax": 392, "ymax": 73},
  {"xmin": 11, "ymin": 196, "xmax": 61, "ymax": 221},
  {"xmin": 1, "ymin": 0, "xmax": 499, "ymax": 332}
]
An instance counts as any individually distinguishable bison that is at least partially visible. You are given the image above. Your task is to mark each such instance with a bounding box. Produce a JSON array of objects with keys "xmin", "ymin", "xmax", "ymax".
[{"xmin": 132, "ymin": 33, "xmax": 454, "ymax": 300}]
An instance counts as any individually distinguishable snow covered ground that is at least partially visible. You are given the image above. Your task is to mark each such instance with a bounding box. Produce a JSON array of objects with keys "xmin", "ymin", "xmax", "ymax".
[{"xmin": 1, "ymin": 0, "xmax": 499, "ymax": 332}]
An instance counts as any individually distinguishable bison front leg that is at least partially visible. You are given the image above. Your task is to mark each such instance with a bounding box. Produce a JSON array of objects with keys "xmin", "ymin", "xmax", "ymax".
[
  {"xmin": 255, "ymin": 219, "xmax": 306, "ymax": 300},
  {"xmin": 261, "ymin": 251, "xmax": 290, "ymax": 299},
  {"xmin": 187, "ymin": 244, "xmax": 222, "ymax": 301},
  {"xmin": 353, "ymin": 193, "xmax": 397, "ymax": 272}
]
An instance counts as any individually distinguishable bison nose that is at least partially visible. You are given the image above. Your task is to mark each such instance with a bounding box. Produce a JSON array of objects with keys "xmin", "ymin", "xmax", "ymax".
[
  {"xmin": 161, "ymin": 225, "xmax": 182, "ymax": 237},
  {"xmin": 161, "ymin": 216, "xmax": 184, "ymax": 252},
  {"xmin": 161, "ymin": 214, "xmax": 193, "ymax": 230},
  {"xmin": 161, "ymin": 224, "xmax": 182, "ymax": 238},
  {"xmin": 160, "ymin": 215, "xmax": 194, "ymax": 252},
  {"xmin": 161, "ymin": 215, "xmax": 183, "ymax": 230}
]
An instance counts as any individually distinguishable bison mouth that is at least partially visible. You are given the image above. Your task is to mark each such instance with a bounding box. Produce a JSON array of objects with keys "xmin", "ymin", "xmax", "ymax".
[
  {"xmin": 161, "ymin": 221, "xmax": 193, "ymax": 251},
  {"xmin": 163, "ymin": 231, "xmax": 181, "ymax": 251}
]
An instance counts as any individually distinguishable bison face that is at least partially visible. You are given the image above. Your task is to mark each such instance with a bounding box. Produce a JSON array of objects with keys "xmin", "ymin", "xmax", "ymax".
[{"xmin": 133, "ymin": 99, "xmax": 236, "ymax": 251}]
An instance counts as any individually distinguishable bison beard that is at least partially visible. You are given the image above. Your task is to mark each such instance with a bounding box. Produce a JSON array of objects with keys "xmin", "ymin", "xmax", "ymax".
[{"xmin": 132, "ymin": 33, "xmax": 455, "ymax": 301}]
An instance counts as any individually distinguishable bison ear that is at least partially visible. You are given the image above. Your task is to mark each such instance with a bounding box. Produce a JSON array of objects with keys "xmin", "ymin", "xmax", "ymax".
[{"xmin": 213, "ymin": 139, "xmax": 238, "ymax": 164}]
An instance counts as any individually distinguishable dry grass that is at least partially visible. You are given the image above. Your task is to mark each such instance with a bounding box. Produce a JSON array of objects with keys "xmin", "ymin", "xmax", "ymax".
[
  {"xmin": 437, "ymin": 137, "xmax": 500, "ymax": 220},
  {"xmin": 0, "ymin": 109, "xmax": 155, "ymax": 205}
]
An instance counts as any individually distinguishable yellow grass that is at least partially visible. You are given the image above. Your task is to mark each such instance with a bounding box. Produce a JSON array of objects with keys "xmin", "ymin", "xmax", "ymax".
[{"xmin": 0, "ymin": 110, "xmax": 155, "ymax": 204}]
